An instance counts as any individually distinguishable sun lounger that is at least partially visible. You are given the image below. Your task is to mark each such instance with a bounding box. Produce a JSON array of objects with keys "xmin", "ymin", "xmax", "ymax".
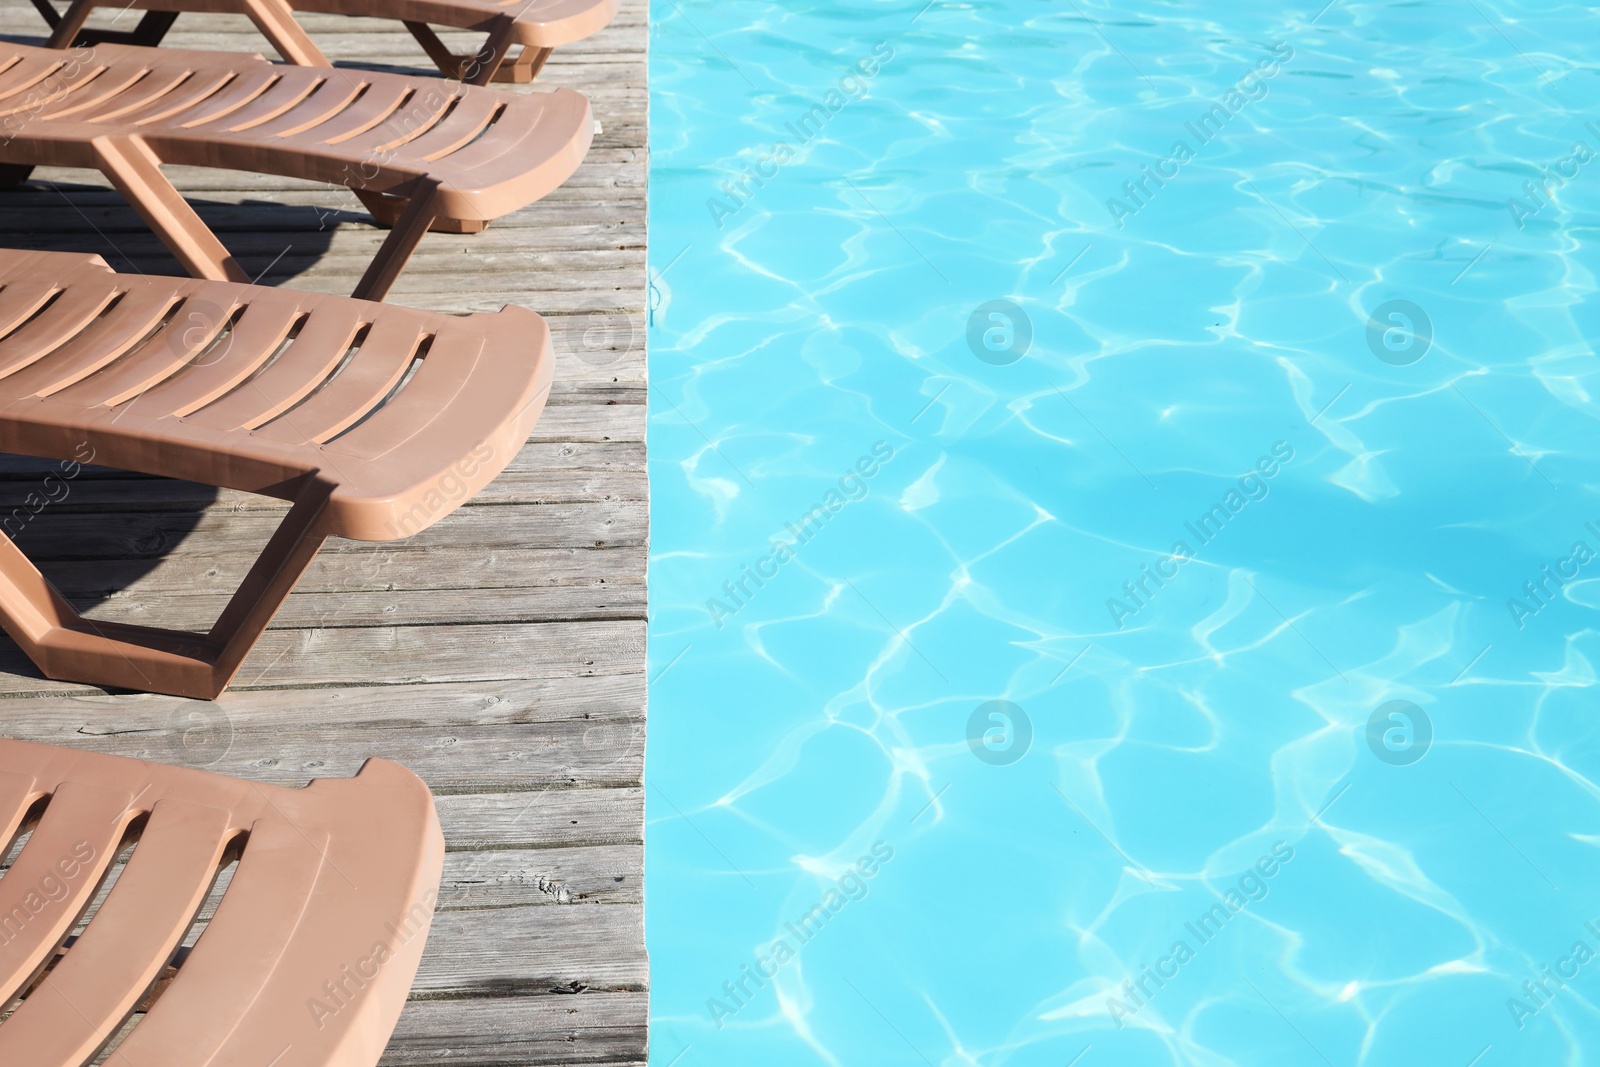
[
  {"xmin": 0, "ymin": 247, "xmax": 552, "ymax": 699},
  {"xmin": 36, "ymin": 0, "xmax": 620, "ymax": 85},
  {"xmin": 0, "ymin": 737, "xmax": 441, "ymax": 1066},
  {"xmin": 0, "ymin": 40, "xmax": 592, "ymax": 300}
]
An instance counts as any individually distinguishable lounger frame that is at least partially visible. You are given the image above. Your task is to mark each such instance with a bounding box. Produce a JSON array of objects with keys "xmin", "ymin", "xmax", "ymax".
[
  {"xmin": 0, "ymin": 249, "xmax": 553, "ymax": 699},
  {"xmin": 0, "ymin": 41, "xmax": 592, "ymax": 301},
  {"xmin": 0, "ymin": 472, "xmax": 336, "ymax": 699},
  {"xmin": 34, "ymin": 0, "xmax": 621, "ymax": 85}
]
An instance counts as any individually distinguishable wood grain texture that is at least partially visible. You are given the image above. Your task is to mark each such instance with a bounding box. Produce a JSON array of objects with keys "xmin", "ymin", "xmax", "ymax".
[{"xmin": 0, "ymin": 0, "xmax": 649, "ymax": 1060}]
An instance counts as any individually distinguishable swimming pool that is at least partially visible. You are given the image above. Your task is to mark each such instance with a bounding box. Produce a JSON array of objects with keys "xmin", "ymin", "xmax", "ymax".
[{"xmin": 647, "ymin": 1, "xmax": 1600, "ymax": 1063}]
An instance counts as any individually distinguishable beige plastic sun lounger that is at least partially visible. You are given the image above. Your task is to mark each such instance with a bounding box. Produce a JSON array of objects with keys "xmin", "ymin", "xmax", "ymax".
[
  {"xmin": 35, "ymin": 0, "xmax": 620, "ymax": 85},
  {"xmin": 0, "ymin": 247, "xmax": 552, "ymax": 699},
  {"xmin": 0, "ymin": 40, "xmax": 593, "ymax": 301},
  {"xmin": 0, "ymin": 737, "xmax": 442, "ymax": 1066}
]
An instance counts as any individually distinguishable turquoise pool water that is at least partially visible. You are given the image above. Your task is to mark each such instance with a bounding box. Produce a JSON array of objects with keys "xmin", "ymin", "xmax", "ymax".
[{"xmin": 646, "ymin": 1, "xmax": 1600, "ymax": 1063}]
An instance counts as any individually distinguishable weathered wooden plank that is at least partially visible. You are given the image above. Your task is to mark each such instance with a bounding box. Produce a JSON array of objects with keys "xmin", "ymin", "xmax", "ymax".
[
  {"xmin": 384, "ymin": 996, "xmax": 647, "ymax": 1067},
  {"xmin": 9, "ymin": 501, "xmax": 645, "ymax": 561},
  {"xmin": 0, "ymin": 618, "xmax": 643, "ymax": 694},
  {"xmin": 43, "ymin": 542, "xmax": 644, "ymax": 593},
  {"xmin": 439, "ymin": 845, "xmax": 643, "ymax": 908},
  {"xmin": 3, "ymin": 681, "xmax": 647, "ymax": 791},
  {"xmin": 73, "ymin": 585, "xmax": 641, "ymax": 632},
  {"xmin": 435, "ymin": 789, "xmax": 643, "ymax": 849},
  {"xmin": 241, "ymin": 619, "xmax": 643, "ymax": 685},
  {"xmin": 0, "ymin": 216, "xmax": 644, "ymax": 254},
  {"xmin": 24, "ymin": 544, "xmax": 644, "ymax": 631},
  {"xmin": 535, "ymin": 401, "xmax": 646, "ymax": 442},
  {"xmin": 19, "ymin": 236, "xmax": 647, "ymax": 269},
  {"xmin": 414, "ymin": 903, "xmax": 646, "ymax": 994}
]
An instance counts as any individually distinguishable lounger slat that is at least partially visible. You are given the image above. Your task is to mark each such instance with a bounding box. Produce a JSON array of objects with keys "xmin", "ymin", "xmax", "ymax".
[
  {"xmin": 2, "ymin": 285, "xmax": 179, "ymax": 398},
  {"xmin": 184, "ymin": 301, "xmax": 365, "ymax": 431},
  {"xmin": 28, "ymin": 65, "xmax": 149, "ymax": 122},
  {"xmin": 0, "ymin": 278, "xmax": 121, "ymax": 376},
  {"xmin": 0, "ymin": 799, "xmax": 232, "ymax": 1065},
  {"xmin": 181, "ymin": 300, "xmax": 363, "ymax": 428},
  {"xmin": 406, "ymin": 92, "xmax": 505, "ymax": 163},
  {"xmin": 107, "ymin": 817, "xmax": 328, "ymax": 1067},
  {"xmin": 49, "ymin": 282, "xmax": 243, "ymax": 408},
  {"xmin": 135, "ymin": 296, "xmax": 307, "ymax": 418},
  {"xmin": 0, "ymin": 57, "xmax": 69, "ymax": 104},
  {"xmin": 246, "ymin": 74, "xmax": 367, "ymax": 139},
  {"xmin": 427, "ymin": 87, "xmax": 589, "ymax": 176},
  {"xmin": 75, "ymin": 326, "xmax": 226, "ymax": 407},
  {"xmin": 0, "ymin": 781, "xmax": 136, "ymax": 1006},
  {"xmin": 75, "ymin": 67, "xmax": 199, "ymax": 125},
  {"xmin": 337, "ymin": 88, "xmax": 462, "ymax": 159},
  {"xmin": 0, "ymin": 771, "xmax": 41, "ymax": 851},
  {"xmin": 216, "ymin": 72, "xmax": 328, "ymax": 133},
  {"xmin": 172, "ymin": 68, "xmax": 282, "ymax": 129},
  {"xmin": 304, "ymin": 80, "xmax": 416, "ymax": 145},
  {"xmin": 255, "ymin": 314, "xmax": 425, "ymax": 443},
  {"xmin": 0, "ymin": 281, "xmax": 65, "ymax": 342},
  {"xmin": 124, "ymin": 69, "xmax": 239, "ymax": 127},
  {"xmin": 324, "ymin": 326, "xmax": 482, "ymax": 461},
  {"xmin": 0, "ymin": 58, "xmax": 103, "ymax": 119}
]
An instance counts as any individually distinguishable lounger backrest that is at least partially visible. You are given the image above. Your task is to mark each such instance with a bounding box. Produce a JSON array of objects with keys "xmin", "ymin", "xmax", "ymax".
[
  {"xmin": 0, "ymin": 249, "xmax": 550, "ymax": 541},
  {"xmin": 0, "ymin": 738, "xmax": 442, "ymax": 1067},
  {"xmin": 0, "ymin": 41, "xmax": 592, "ymax": 220}
]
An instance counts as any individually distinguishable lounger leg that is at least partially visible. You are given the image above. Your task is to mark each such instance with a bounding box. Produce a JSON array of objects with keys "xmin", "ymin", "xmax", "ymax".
[
  {"xmin": 44, "ymin": 0, "xmax": 94, "ymax": 47},
  {"xmin": 31, "ymin": 0, "xmax": 61, "ymax": 29},
  {"xmin": 119, "ymin": 10, "xmax": 180, "ymax": 47},
  {"xmin": 351, "ymin": 185, "xmax": 442, "ymax": 301},
  {"xmin": 352, "ymin": 189, "xmax": 404, "ymax": 228},
  {"xmin": 403, "ymin": 19, "xmax": 543, "ymax": 85},
  {"xmin": 238, "ymin": 0, "xmax": 329, "ymax": 67},
  {"xmin": 402, "ymin": 21, "xmax": 472, "ymax": 79},
  {"xmin": 461, "ymin": 21, "xmax": 520, "ymax": 86},
  {"xmin": 495, "ymin": 46, "xmax": 553, "ymax": 86},
  {"xmin": 0, "ymin": 475, "xmax": 333, "ymax": 699},
  {"xmin": 90, "ymin": 136, "xmax": 251, "ymax": 286},
  {"xmin": 205, "ymin": 476, "xmax": 333, "ymax": 689},
  {"xmin": 54, "ymin": 8, "xmax": 180, "ymax": 47},
  {"xmin": 353, "ymin": 188, "xmax": 488, "ymax": 235}
]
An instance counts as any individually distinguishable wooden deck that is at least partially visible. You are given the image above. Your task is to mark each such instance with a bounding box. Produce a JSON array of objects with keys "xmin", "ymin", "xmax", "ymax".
[{"xmin": 0, "ymin": 4, "xmax": 648, "ymax": 1064}]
